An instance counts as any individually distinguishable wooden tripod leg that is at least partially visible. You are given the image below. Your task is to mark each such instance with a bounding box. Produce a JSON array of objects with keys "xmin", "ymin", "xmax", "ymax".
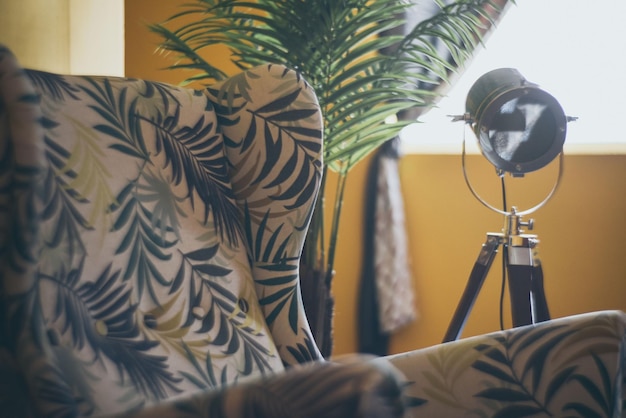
[
  {"xmin": 507, "ymin": 261, "xmax": 534, "ymax": 327},
  {"xmin": 507, "ymin": 237, "xmax": 550, "ymax": 327},
  {"xmin": 443, "ymin": 235, "xmax": 500, "ymax": 343},
  {"xmin": 531, "ymin": 258, "xmax": 551, "ymax": 323}
]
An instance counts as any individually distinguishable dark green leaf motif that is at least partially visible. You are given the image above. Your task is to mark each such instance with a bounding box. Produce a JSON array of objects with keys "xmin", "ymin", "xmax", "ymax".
[
  {"xmin": 174, "ymin": 247, "xmax": 275, "ymax": 376},
  {"xmin": 146, "ymin": 104, "xmax": 242, "ymax": 245},
  {"xmin": 40, "ymin": 262, "xmax": 182, "ymax": 400},
  {"xmin": 565, "ymin": 353, "xmax": 615, "ymax": 418},
  {"xmin": 80, "ymin": 78, "xmax": 150, "ymax": 160},
  {"xmin": 401, "ymin": 380, "xmax": 428, "ymax": 409},
  {"xmin": 491, "ymin": 404, "xmax": 546, "ymax": 418},
  {"xmin": 246, "ymin": 86, "xmax": 322, "ymax": 207},
  {"xmin": 544, "ymin": 365, "xmax": 576, "ymax": 407},
  {"xmin": 138, "ymin": 79, "xmax": 182, "ymax": 111},
  {"xmin": 112, "ymin": 181, "xmax": 176, "ymax": 302},
  {"xmin": 178, "ymin": 342, "xmax": 230, "ymax": 390},
  {"xmin": 285, "ymin": 331, "xmax": 320, "ymax": 364},
  {"xmin": 242, "ymin": 203, "xmax": 301, "ymax": 333},
  {"xmin": 36, "ymin": 369, "xmax": 91, "ymax": 418},
  {"xmin": 208, "ymin": 73, "xmax": 322, "ymax": 221},
  {"xmin": 26, "ymin": 70, "xmax": 81, "ymax": 101},
  {"xmin": 41, "ymin": 141, "xmax": 92, "ymax": 260},
  {"xmin": 476, "ymin": 387, "xmax": 533, "ymax": 403},
  {"xmin": 471, "ymin": 323, "xmax": 620, "ymax": 417}
]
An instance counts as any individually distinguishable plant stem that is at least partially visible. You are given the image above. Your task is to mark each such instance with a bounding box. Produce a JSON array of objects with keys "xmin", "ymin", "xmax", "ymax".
[
  {"xmin": 305, "ymin": 165, "xmax": 327, "ymax": 272},
  {"xmin": 325, "ymin": 167, "xmax": 348, "ymax": 285}
]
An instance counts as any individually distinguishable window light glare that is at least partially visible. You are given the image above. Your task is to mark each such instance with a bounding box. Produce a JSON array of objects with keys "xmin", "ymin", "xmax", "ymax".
[{"xmin": 401, "ymin": 0, "xmax": 626, "ymax": 154}]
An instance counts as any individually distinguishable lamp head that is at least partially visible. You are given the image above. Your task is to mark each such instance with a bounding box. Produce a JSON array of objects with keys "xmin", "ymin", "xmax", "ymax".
[{"xmin": 466, "ymin": 68, "xmax": 567, "ymax": 176}]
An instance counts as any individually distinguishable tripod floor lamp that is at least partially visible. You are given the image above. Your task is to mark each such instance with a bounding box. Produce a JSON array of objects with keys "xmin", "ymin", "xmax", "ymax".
[{"xmin": 444, "ymin": 68, "xmax": 576, "ymax": 343}]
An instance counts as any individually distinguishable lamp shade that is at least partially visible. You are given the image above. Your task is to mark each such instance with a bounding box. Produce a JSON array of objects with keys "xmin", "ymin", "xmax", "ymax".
[{"xmin": 466, "ymin": 68, "xmax": 567, "ymax": 175}]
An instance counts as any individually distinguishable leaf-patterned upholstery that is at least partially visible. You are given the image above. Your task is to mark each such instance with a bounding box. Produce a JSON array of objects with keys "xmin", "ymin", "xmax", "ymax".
[
  {"xmin": 0, "ymin": 45, "xmax": 408, "ymax": 417},
  {"xmin": 380, "ymin": 310, "xmax": 626, "ymax": 417}
]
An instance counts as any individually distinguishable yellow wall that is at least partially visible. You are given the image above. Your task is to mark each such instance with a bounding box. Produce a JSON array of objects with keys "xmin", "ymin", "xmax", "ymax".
[
  {"xmin": 333, "ymin": 153, "xmax": 626, "ymax": 355},
  {"xmin": 0, "ymin": 0, "xmax": 124, "ymax": 76},
  {"xmin": 0, "ymin": 0, "xmax": 70, "ymax": 73},
  {"xmin": 125, "ymin": 0, "xmax": 237, "ymax": 85},
  {"xmin": 125, "ymin": 1, "xmax": 626, "ymax": 356}
]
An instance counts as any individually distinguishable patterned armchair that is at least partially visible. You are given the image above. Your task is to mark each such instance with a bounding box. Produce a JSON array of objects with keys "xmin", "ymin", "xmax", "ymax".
[
  {"xmin": 0, "ymin": 45, "xmax": 403, "ymax": 417},
  {"xmin": 2, "ymin": 44, "xmax": 626, "ymax": 418}
]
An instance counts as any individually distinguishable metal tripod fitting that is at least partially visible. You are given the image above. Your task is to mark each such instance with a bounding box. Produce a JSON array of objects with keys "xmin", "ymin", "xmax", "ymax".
[
  {"xmin": 500, "ymin": 207, "xmax": 540, "ymax": 284},
  {"xmin": 504, "ymin": 206, "xmax": 538, "ymax": 251},
  {"xmin": 504, "ymin": 206, "xmax": 533, "ymax": 235}
]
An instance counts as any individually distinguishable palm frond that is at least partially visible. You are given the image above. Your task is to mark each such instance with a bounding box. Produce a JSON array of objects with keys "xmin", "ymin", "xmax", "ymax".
[
  {"xmin": 150, "ymin": 0, "xmax": 506, "ymax": 167},
  {"xmin": 150, "ymin": 0, "xmax": 510, "ymax": 271}
]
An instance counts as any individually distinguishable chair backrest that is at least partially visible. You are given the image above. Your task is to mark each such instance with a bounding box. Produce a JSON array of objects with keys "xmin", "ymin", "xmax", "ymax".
[{"xmin": 0, "ymin": 45, "xmax": 323, "ymax": 417}]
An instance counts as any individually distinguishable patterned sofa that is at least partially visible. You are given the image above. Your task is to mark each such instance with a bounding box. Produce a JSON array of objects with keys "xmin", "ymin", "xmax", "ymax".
[{"xmin": 1, "ymin": 44, "xmax": 625, "ymax": 418}]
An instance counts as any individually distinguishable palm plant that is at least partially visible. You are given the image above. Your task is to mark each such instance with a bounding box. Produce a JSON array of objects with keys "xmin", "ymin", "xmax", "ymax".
[{"xmin": 150, "ymin": 0, "xmax": 508, "ymax": 353}]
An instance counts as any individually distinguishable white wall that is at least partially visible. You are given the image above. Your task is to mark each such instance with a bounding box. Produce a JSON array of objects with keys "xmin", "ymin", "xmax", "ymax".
[{"xmin": 69, "ymin": 0, "xmax": 124, "ymax": 75}]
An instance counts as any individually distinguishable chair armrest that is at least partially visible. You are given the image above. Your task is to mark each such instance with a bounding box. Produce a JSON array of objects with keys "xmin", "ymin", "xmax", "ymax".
[
  {"xmin": 105, "ymin": 358, "xmax": 405, "ymax": 418},
  {"xmin": 379, "ymin": 310, "xmax": 626, "ymax": 417}
]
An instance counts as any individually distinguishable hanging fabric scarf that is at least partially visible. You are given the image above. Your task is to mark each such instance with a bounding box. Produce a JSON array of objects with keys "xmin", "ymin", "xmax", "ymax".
[{"xmin": 358, "ymin": 137, "xmax": 417, "ymax": 355}]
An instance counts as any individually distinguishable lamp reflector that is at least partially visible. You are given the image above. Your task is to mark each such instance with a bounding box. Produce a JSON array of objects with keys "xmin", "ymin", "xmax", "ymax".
[{"xmin": 466, "ymin": 68, "xmax": 567, "ymax": 174}]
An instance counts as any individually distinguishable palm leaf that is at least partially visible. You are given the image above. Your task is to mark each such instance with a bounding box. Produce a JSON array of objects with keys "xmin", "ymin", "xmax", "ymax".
[
  {"xmin": 139, "ymin": 80, "xmax": 184, "ymax": 110},
  {"xmin": 25, "ymin": 70, "xmax": 80, "ymax": 101},
  {"xmin": 149, "ymin": 0, "xmax": 508, "ymax": 273},
  {"xmin": 41, "ymin": 262, "xmax": 182, "ymax": 400},
  {"xmin": 544, "ymin": 365, "xmax": 576, "ymax": 407},
  {"xmin": 491, "ymin": 404, "xmax": 545, "ymax": 418},
  {"xmin": 178, "ymin": 341, "xmax": 221, "ymax": 389},
  {"xmin": 566, "ymin": 353, "xmax": 614, "ymax": 417},
  {"xmin": 41, "ymin": 130, "xmax": 112, "ymax": 267},
  {"xmin": 150, "ymin": 0, "xmax": 505, "ymax": 167},
  {"xmin": 241, "ymin": 204, "xmax": 302, "ymax": 332},
  {"xmin": 469, "ymin": 325, "xmax": 607, "ymax": 415},
  {"xmin": 206, "ymin": 69, "xmax": 322, "ymax": 214},
  {"xmin": 111, "ymin": 183, "xmax": 177, "ymax": 303},
  {"xmin": 175, "ymin": 247, "xmax": 276, "ymax": 375},
  {"xmin": 79, "ymin": 79, "xmax": 150, "ymax": 160},
  {"xmin": 146, "ymin": 104, "xmax": 242, "ymax": 245},
  {"xmin": 285, "ymin": 332, "xmax": 320, "ymax": 364}
]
